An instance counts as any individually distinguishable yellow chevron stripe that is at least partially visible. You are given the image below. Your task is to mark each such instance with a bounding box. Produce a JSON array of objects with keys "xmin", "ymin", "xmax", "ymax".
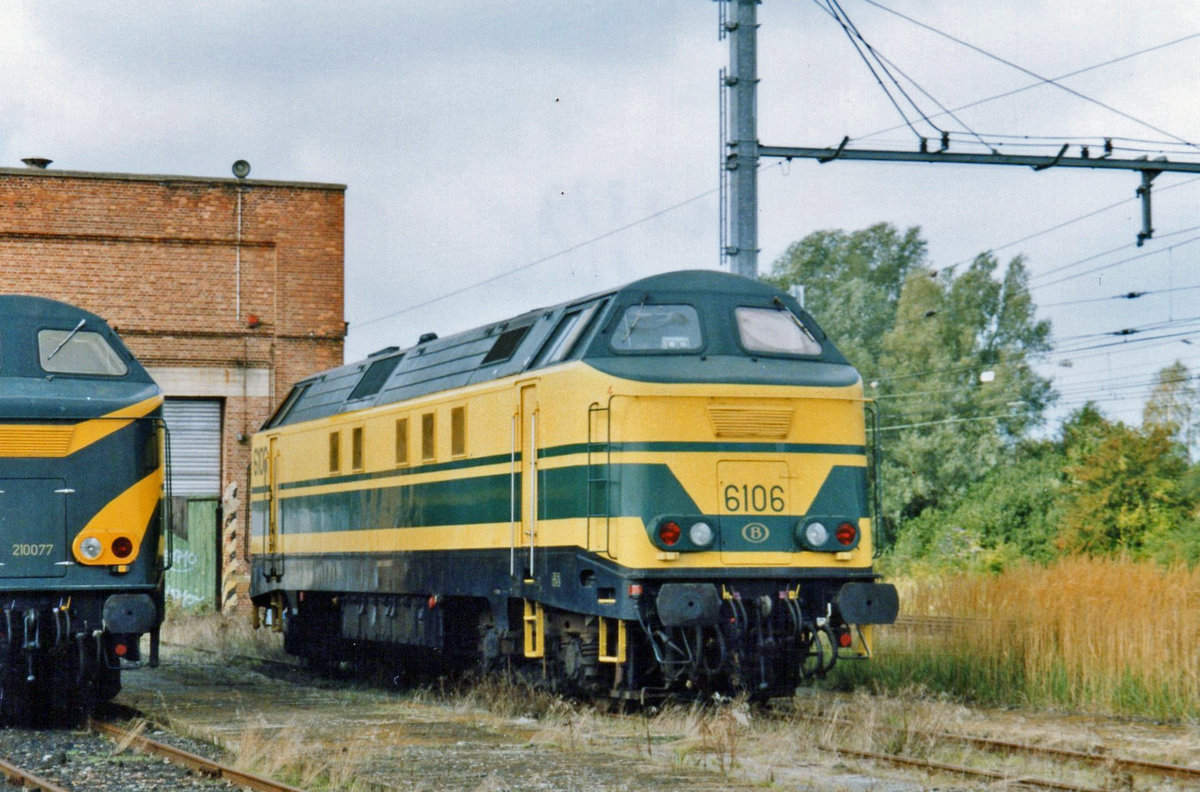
[
  {"xmin": 71, "ymin": 466, "xmax": 163, "ymax": 565},
  {"xmin": 0, "ymin": 394, "xmax": 162, "ymax": 458}
]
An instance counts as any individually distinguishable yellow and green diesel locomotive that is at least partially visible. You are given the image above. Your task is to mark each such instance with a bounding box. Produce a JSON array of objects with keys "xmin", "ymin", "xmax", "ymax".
[
  {"xmin": 250, "ymin": 270, "xmax": 897, "ymax": 697},
  {"xmin": 0, "ymin": 296, "xmax": 167, "ymax": 722}
]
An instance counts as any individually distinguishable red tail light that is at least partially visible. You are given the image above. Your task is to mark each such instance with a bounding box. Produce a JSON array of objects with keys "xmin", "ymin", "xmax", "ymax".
[
  {"xmin": 835, "ymin": 522, "xmax": 857, "ymax": 546},
  {"xmin": 111, "ymin": 536, "xmax": 134, "ymax": 558},
  {"xmin": 658, "ymin": 521, "xmax": 682, "ymax": 546},
  {"xmin": 837, "ymin": 628, "xmax": 853, "ymax": 648}
]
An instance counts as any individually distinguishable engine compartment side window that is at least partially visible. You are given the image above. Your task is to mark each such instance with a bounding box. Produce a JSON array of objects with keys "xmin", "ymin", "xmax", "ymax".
[
  {"xmin": 611, "ymin": 304, "xmax": 702, "ymax": 352},
  {"xmin": 37, "ymin": 329, "xmax": 129, "ymax": 376},
  {"xmin": 450, "ymin": 406, "xmax": 466, "ymax": 457},
  {"xmin": 395, "ymin": 418, "xmax": 409, "ymax": 466},
  {"xmin": 351, "ymin": 426, "xmax": 364, "ymax": 471},
  {"xmin": 329, "ymin": 431, "xmax": 341, "ymax": 473},
  {"xmin": 421, "ymin": 412, "xmax": 436, "ymax": 461},
  {"xmin": 735, "ymin": 307, "xmax": 822, "ymax": 356}
]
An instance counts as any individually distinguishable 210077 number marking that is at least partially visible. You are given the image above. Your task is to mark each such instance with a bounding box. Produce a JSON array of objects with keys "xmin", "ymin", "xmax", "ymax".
[
  {"xmin": 723, "ymin": 484, "xmax": 785, "ymax": 513},
  {"xmin": 12, "ymin": 543, "xmax": 54, "ymax": 557}
]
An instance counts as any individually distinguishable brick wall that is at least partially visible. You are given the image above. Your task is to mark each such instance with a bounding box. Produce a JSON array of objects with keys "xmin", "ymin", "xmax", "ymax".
[{"xmin": 0, "ymin": 165, "xmax": 345, "ymax": 610}]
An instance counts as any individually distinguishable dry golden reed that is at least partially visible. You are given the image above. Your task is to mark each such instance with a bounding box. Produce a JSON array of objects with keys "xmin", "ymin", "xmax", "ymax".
[{"xmin": 872, "ymin": 557, "xmax": 1200, "ymax": 718}]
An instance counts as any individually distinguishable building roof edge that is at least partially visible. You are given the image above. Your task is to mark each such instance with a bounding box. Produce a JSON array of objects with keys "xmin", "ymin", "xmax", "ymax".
[{"xmin": 0, "ymin": 166, "xmax": 346, "ymax": 191}]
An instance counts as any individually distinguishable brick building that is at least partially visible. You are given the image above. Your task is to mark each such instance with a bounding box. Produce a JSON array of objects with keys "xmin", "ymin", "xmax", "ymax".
[{"xmin": 0, "ymin": 160, "xmax": 345, "ymax": 610}]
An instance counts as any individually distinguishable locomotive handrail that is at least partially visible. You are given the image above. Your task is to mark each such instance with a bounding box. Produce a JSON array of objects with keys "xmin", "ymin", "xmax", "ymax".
[
  {"xmin": 528, "ymin": 412, "xmax": 537, "ymax": 574},
  {"xmin": 863, "ymin": 400, "xmax": 884, "ymax": 557},
  {"xmin": 157, "ymin": 417, "xmax": 174, "ymax": 573},
  {"xmin": 509, "ymin": 414, "xmax": 517, "ymax": 579},
  {"xmin": 586, "ymin": 400, "xmax": 614, "ymax": 559}
]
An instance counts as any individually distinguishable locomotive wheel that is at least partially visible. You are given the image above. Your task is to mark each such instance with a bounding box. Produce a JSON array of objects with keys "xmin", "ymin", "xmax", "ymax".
[
  {"xmin": 799, "ymin": 624, "xmax": 837, "ymax": 678},
  {"xmin": 559, "ymin": 635, "xmax": 602, "ymax": 694}
]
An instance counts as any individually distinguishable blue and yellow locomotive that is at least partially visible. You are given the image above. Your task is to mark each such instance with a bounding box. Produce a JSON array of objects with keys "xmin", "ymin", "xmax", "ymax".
[
  {"xmin": 250, "ymin": 271, "xmax": 897, "ymax": 698},
  {"xmin": 0, "ymin": 296, "xmax": 166, "ymax": 721}
]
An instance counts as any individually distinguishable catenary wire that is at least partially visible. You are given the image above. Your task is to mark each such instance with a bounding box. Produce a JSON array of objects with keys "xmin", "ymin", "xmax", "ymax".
[
  {"xmin": 819, "ymin": 0, "xmax": 995, "ymax": 151},
  {"xmin": 349, "ymin": 187, "xmax": 717, "ymax": 335},
  {"xmin": 820, "ymin": 0, "xmax": 937, "ymax": 139},
  {"xmin": 350, "ymin": 20, "xmax": 1199, "ymax": 341},
  {"xmin": 860, "ymin": 0, "xmax": 1200, "ymax": 151},
  {"xmin": 852, "ymin": 31, "xmax": 1200, "ymax": 145}
]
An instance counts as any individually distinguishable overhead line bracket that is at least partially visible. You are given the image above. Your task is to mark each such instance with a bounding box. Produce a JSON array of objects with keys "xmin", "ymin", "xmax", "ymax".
[
  {"xmin": 1033, "ymin": 143, "xmax": 1070, "ymax": 172},
  {"xmin": 818, "ymin": 136, "xmax": 851, "ymax": 164}
]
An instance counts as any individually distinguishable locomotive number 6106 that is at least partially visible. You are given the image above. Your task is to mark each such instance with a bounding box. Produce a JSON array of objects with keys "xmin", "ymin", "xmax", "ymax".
[{"xmin": 723, "ymin": 484, "xmax": 786, "ymax": 513}]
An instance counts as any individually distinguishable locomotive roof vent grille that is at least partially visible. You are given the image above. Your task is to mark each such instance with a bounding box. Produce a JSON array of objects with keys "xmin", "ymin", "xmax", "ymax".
[{"xmin": 706, "ymin": 406, "xmax": 793, "ymax": 439}]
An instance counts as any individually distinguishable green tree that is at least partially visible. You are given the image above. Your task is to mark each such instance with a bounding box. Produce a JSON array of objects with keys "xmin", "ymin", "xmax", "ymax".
[
  {"xmin": 766, "ymin": 225, "xmax": 1054, "ymax": 525},
  {"xmin": 892, "ymin": 439, "xmax": 1065, "ymax": 573},
  {"xmin": 1058, "ymin": 405, "xmax": 1196, "ymax": 561},
  {"xmin": 764, "ymin": 223, "xmax": 925, "ymax": 371},
  {"xmin": 1143, "ymin": 361, "xmax": 1198, "ymax": 457},
  {"xmin": 876, "ymin": 253, "xmax": 1053, "ymax": 518}
]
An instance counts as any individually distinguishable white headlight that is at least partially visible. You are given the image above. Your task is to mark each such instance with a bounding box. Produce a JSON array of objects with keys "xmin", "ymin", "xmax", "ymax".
[
  {"xmin": 79, "ymin": 537, "xmax": 103, "ymax": 560},
  {"xmin": 689, "ymin": 521, "xmax": 714, "ymax": 547},
  {"xmin": 804, "ymin": 521, "xmax": 829, "ymax": 547}
]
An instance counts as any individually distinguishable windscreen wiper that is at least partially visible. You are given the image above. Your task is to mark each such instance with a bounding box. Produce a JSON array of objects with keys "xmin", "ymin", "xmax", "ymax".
[{"xmin": 47, "ymin": 319, "xmax": 86, "ymax": 361}]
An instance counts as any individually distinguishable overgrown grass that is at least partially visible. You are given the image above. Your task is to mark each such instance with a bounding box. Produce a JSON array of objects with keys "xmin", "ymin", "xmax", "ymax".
[
  {"xmin": 836, "ymin": 557, "xmax": 1200, "ymax": 720},
  {"xmin": 161, "ymin": 605, "xmax": 291, "ymax": 663},
  {"xmin": 231, "ymin": 719, "xmax": 379, "ymax": 791}
]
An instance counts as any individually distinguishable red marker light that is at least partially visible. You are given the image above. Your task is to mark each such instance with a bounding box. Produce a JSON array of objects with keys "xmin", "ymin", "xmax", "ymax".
[
  {"xmin": 835, "ymin": 522, "xmax": 857, "ymax": 546},
  {"xmin": 114, "ymin": 642, "xmax": 128, "ymax": 657},
  {"xmin": 837, "ymin": 629, "xmax": 853, "ymax": 648},
  {"xmin": 111, "ymin": 536, "xmax": 134, "ymax": 558},
  {"xmin": 658, "ymin": 521, "xmax": 682, "ymax": 546}
]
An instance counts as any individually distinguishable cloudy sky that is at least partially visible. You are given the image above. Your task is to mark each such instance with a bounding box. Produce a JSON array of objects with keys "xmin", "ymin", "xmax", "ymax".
[{"xmin": 3, "ymin": 2, "xmax": 1198, "ymax": 430}]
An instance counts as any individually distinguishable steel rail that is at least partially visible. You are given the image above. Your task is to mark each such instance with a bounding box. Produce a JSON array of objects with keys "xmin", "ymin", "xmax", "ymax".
[
  {"xmin": 798, "ymin": 712, "xmax": 1200, "ymax": 782},
  {"xmin": 825, "ymin": 745, "xmax": 1110, "ymax": 792},
  {"xmin": 937, "ymin": 730, "xmax": 1200, "ymax": 782},
  {"xmin": 0, "ymin": 754, "xmax": 72, "ymax": 792},
  {"xmin": 91, "ymin": 720, "xmax": 308, "ymax": 792}
]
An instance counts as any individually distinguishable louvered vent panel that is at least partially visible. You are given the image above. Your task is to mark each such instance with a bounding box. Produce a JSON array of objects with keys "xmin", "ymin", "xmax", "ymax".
[
  {"xmin": 706, "ymin": 407, "xmax": 793, "ymax": 439},
  {"xmin": 0, "ymin": 426, "xmax": 74, "ymax": 457}
]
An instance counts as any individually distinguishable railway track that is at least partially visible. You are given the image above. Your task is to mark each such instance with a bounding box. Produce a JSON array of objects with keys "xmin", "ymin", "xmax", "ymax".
[
  {"xmin": 0, "ymin": 718, "xmax": 309, "ymax": 792},
  {"xmin": 0, "ymin": 753, "xmax": 72, "ymax": 792},
  {"xmin": 91, "ymin": 720, "xmax": 309, "ymax": 792},
  {"xmin": 798, "ymin": 712, "xmax": 1200, "ymax": 791},
  {"xmin": 109, "ymin": 642, "xmax": 1200, "ymax": 791}
]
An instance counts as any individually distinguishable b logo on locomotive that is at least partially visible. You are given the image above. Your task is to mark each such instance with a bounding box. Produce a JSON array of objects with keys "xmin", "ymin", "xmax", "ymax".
[{"xmin": 740, "ymin": 522, "xmax": 770, "ymax": 543}]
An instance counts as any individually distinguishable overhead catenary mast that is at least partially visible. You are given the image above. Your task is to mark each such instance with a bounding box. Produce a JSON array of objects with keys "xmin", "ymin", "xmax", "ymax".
[
  {"xmin": 720, "ymin": 0, "xmax": 761, "ymax": 279},
  {"xmin": 718, "ymin": 1, "xmax": 1200, "ymax": 279}
]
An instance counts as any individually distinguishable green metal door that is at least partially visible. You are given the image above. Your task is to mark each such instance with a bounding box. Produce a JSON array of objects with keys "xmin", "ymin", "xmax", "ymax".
[{"xmin": 164, "ymin": 498, "xmax": 218, "ymax": 609}]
